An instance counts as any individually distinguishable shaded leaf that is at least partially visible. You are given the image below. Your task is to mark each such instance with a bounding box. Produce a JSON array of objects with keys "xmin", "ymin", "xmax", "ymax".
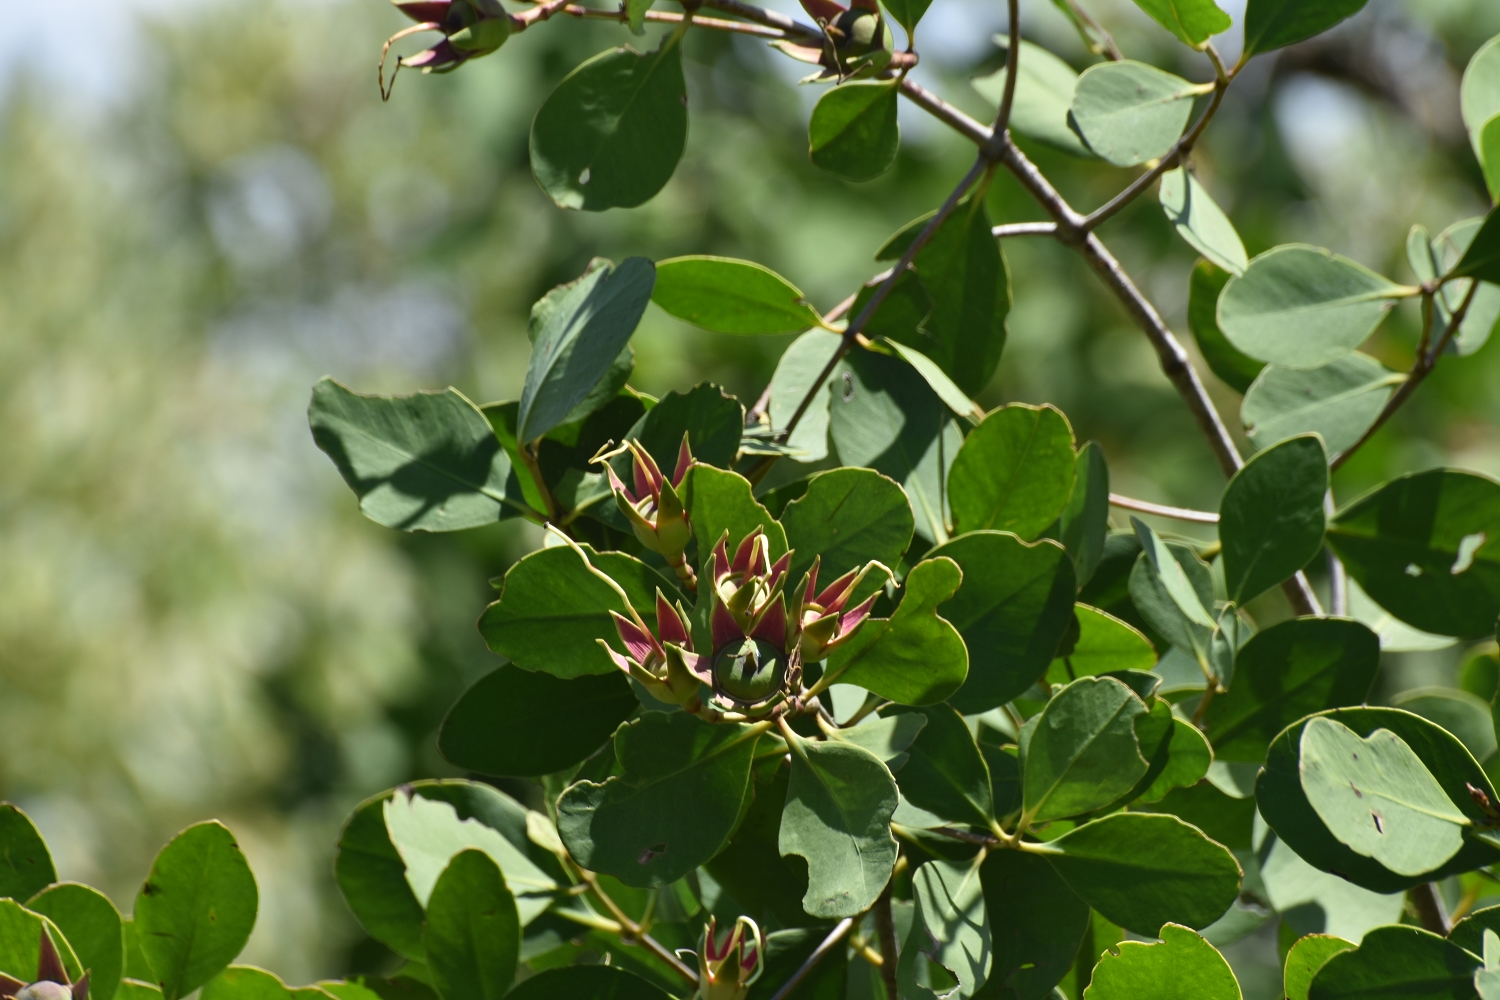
[
  {"xmin": 1023, "ymin": 677, "xmax": 1149, "ymax": 823},
  {"xmin": 949, "ymin": 404, "xmax": 1076, "ymax": 540},
  {"xmin": 1242, "ymin": 0, "xmax": 1369, "ymax": 56},
  {"xmin": 1452, "ymin": 207, "xmax": 1500, "ymax": 286},
  {"xmin": 768, "ymin": 331, "xmax": 842, "ymax": 462},
  {"xmin": 0, "ymin": 805, "xmax": 55, "ymax": 903},
  {"xmin": 1047, "ymin": 605, "xmax": 1156, "ymax": 684},
  {"xmin": 972, "ymin": 37, "xmax": 1093, "ymax": 157},
  {"xmin": 977, "ymin": 850, "xmax": 1089, "ymax": 1000},
  {"xmin": 1307, "ymin": 925, "xmax": 1479, "ymax": 1000},
  {"xmin": 888, "ymin": 705, "xmax": 993, "ymax": 828},
  {"xmin": 423, "ymin": 851, "xmax": 519, "ymax": 1000},
  {"xmin": 1160, "ymin": 169, "xmax": 1246, "ymax": 275},
  {"xmin": 809, "ymin": 82, "xmax": 900, "ymax": 182},
  {"xmin": 1219, "ymin": 433, "xmax": 1327, "ymax": 605},
  {"xmin": 503, "ymin": 966, "xmax": 671, "ymax": 1000},
  {"xmin": 827, "ymin": 557, "xmax": 967, "ymax": 705},
  {"xmin": 1431, "ymin": 217, "xmax": 1500, "ymax": 357},
  {"xmin": 652, "ymin": 257, "xmax": 821, "ymax": 335},
  {"xmin": 898, "ymin": 856, "xmax": 990, "ymax": 1000},
  {"xmin": 1284, "ymin": 935, "xmax": 1355, "ymax": 1000},
  {"xmin": 1392, "ymin": 687, "xmax": 1497, "ymax": 762},
  {"xmin": 1189, "ymin": 259, "xmax": 1264, "ymax": 394},
  {"xmin": 1058, "ymin": 442, "xmax": 1110, "ymax": 589}
]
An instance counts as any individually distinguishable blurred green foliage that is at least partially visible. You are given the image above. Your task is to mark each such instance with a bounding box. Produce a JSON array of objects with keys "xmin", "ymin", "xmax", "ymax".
[{"xmin": 3, "ymin": 0, "xmax": 1500, "ymax": 990}]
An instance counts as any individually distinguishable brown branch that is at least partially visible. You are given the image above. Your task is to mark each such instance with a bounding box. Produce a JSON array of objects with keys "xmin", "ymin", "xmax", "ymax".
[
  {"xmin": 575, "ymin": 868, "xmax": 700, "ymax": 986},
  {"xmin": 874, "ymin": 882, "xmax": 900, "ymax": 1000},
  {"xmin": 767, "ymin": 918, "xmax": 855, "ymax": 1000},
  {"xmin": 1109, "ymin": 493, "xmax": 1219, "ymax": 524},
  {"xmin": 564, "ymin": 5, "xmax": 790, "ymax": 36},
  {"xmin": 700, "ymin": 0, "xmax": 824, "ymax": 43},
  {"xmin": 994, "ymin": 0, "xmax": 1021, "ymax": 135},
  {"xmin": 1409, "ymin": 882, "xmax": 1450, "ymax": 935}
]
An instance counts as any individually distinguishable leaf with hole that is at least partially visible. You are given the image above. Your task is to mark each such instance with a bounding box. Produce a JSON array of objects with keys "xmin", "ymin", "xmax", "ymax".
[
  {"xmin": 651, "ymin": 257, "xmax": 821, "ymax": 335},
  {"xmin": 1219, "ymin": 433, "xmax": 1327, "ymax": 605},
  {"xmin": 809, "ymin": 82, "xmax": 900, "ymax": 182},
  {"xmin": 1218, "ymin": 245, "xmax": 1408, "ymax": 369},
  {"xmin": 897, "ymin": 856, "xmax": 990, "ymax": 1000},
  {"xmin": 529, "ymin": 40, "xmax": 687, "ymax": 211},
  {"xmin": 1070, "ymin": 61, "xmax": 1203, "ymax": 167}
]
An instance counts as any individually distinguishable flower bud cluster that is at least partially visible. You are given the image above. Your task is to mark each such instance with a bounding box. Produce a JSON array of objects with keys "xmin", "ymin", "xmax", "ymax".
[{"xmin": 381, "ymin": 0, "xmax": 512, "ymax": 99}]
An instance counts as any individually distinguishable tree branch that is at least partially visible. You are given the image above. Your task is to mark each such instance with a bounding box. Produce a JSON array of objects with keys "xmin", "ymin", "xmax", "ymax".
[
  {"xmin": 874, "ymin": 881, "xmax": 900, "ymax": 1000},
  {"xmin": 767, "ymin": 918, "xmax": 855, "ymax": 1000},
  {"xmin": 994, "ymin": 0, "xmax": 1022, "ymax": 136},
  {"xmin": 1109, "ymin": 493, "xmax": 1219, "ymax": 523},
  {"xmin": 992, "ymin": 222, "xmax": 1058, "ymax": 237},
  {"xmin": 699, "ymin": 0, "xmax": 824, "ymax": 43},
  {"xmin": 563, "ymin": 5, "xmax": 791, "ymax": 36},
  {"xmin": 1409, "ymin": 882, "xmax": 1450, "ymax": 935}
]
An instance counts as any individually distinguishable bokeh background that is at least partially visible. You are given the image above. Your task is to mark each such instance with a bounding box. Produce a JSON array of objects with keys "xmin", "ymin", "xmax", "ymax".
[{"xmin": 3, "ymin": 0, "xmax": 1499, "ymax": 993}]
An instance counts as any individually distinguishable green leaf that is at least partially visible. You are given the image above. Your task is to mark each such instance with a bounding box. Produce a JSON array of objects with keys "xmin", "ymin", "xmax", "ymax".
[
  {"xmin": 829, "ymin": 713, "xmax": 927, "ymax": 768},
  {"xmin": 381, "ymin": 789, "xmax": 555, "ymax": 925},
  {"xmin": 0, "ymin": 901, "xmax": 83, "ymax": 985},
  {"xmin": 1190, "ymin": 259, "xmax": 1265, "ymax": 393},
  {"xmin": 1032, "ymin": 812, "xmax": 1242, "ymax": 934},
  {"xmin": 28, "ymin": 882, "xmax": 124, "ymax": 1000},
  {"xmin": 897, "ymin": 856, "xmax": 989, "ymax": 1000},
  {"xmin": 116, "ymin": 983, "xmax": 165, "ymax": 1000},
  {"xmin": 1299, "ymin": 717, "xmax": 1470, "ymax": 877},
  {"xmin": 503, "ymin": 966, "xmax": 671, "ymax": 1000},
  {"xmin": 651, "ymin": 257, "xmax": 821, "ymax": 335},
  {"xmin": 827, "ymin": 557, "xmax": 968, "ymax": 705},
  {"xmin": 134, "ymin": 821, "xmax": 258, "ymax": 1000},
  {"xmin": 684, "ymin": 463, "xmax": 787, "ymax": 565},
  {"xmin": 558, "ymin": 713, "xmax": 758, "ymax": 888},
  {"xmin": 949, "ymin": 404, "xmax": 1076, "ymax": 540},
  {"xmin": 1307, "ymin": 925, "xmax": 1479, "ymax": 1000},
  {"xmin": 830, "ymin": 347, "xmax": 960, "ymax": 544},
  {"xmin": 1242, "ymin": 353, "xmax": 1402, "ymax": 456},
  {"xmin": 423, "ymin": 851, "xmax": 519, "ymax": 1000},
  {"xmin": 479, "ymin": 545, "xmax": 651, "ymax": 678},
  {"xmin": 0, "ymin": 805, "xmax": 55, "ymax": 902},
  {"xmin": 1432, "ymin": 218, "xmax": 1500, "ymax": 357},
  {"xmin": 931, "ymin": 531, "xmax": 1076, "ymax": 713},
  {"xmin": 1452, "ymin": 207, "xmax": 1500, "ymax": 286},
  {"xmin": 705, "ymin": 765, "xmax": 815, "ymax": 929},
  {"xmin": 1130, "ymin": 0, "xmax": 1231, "ymax": 47},
  {"xmin": 972, "ymin": 37, "xmax": 1094, "ymax": 158},
  {"xmin": 1483, "ymin": 113, "xmax": 1500, "ymax": 204},
  {"xmin": 1462, "ymin": 34, "xmax": 1500, "ymax": 166},
  {"xmin": 1023, "ymin": 677, "xmax": 1149, "ymax": 822},
  {"xmin": 768, "ymin": 331, "xmax": 841, "ymax": 462},
  {"xmin": 529, "ymin": 40, "xmax": 687, "ymax": 211},
  {"xmin": 1070, "ymin": 61, "xmax": 1203, "ymax": 167},
  {"xmin": 518, "ymin": 257, "xmax": 655, "ymax": 442},
  {"xmin": 881, "ymin": 0, "xmax": 932, "ymax": 38},
  {"xmin": 1219, "ymin": 433, "xmax": 1327, "ymax": 605},
  {"xmin": 123, "ymin": 918, "xmax": 152, "ymax": 980},
  {"xmin": 199, "ymin": 967, "xmax": 305, "ymax": 1000},
  {"xmin": 1047, "ymin": 605, "xmax": 1156, "ymax": 683},
  {"xmin": 1204, "ymin": 617, "xmax": 1379, "ymax": 762},
  {"xmin": 745, "ymin": 928, "xmax": 849, "ymax": 1000},
  {"xmin": 1161, "ymin": 169, "xmax": 1247, "ymax": 275},
  {"xmin": 1392, "ymin": 687, "xmax": 1497, "ymax": 762},
  {"xmin": 980, "ymin": 850, "xmax": 1089, "ymax": 1000},
  {"xmin": 888, "ymin": 705, "xmax": 993, "ymax": 828},
  {"xmin": 1257, "ymin": 707, "xmax": 1500, "ymax": 893},
  {"xmin": 1134, "ymin": 714, "xmax": 1213, "ymax": 804},
  {"xmin": 437, "ymin": 666, "xmax": 636, "ymax": 778},
  {"xmin": 1328, "ymin": 469, "xmax": 1500, "ymax": 638},
  {"xmin": 1218, "ymin": 245, "xmax": 1408, "ymax": 369},
  {"xmin": 780, "ymin": 467, "xmax": 913, "ymax": 586},
  {"xmin": 1453, "ymin": 906, "xmax": 1500, "ymax": 955},
  {"xmin": 1242, "ymin": 0, "xmax": 1369, "ymax": 56},
  {"xmin": 1285, "ymin": 935, "xmax": 1356, "ymax": 1000},
  {"xmin": 808, "ymin": 82, "xmax": 900, "ymax": 182},
  {"xmin": 1129, "ymin": 521, "xmax": 1215, "ymax": 664},
  {"xmin": 1059, "ymin": 442, "xmax": 1110, "ymax": 588},
  {"xmin": 882, "ymin": 340, "xmax": 980, "ymax": 420},
  {"xmin": 336, "ymin": 781, "xmax": 543, "ymax": 958},
  {"xmin": 309, "ymin": 379, "xmax": 531, "ymax": 531},
  {"xmin": 779, "ymin": 730, "xmax": 899, "ymax": 919},
  {"xmin": 1085, "ymin": 923, "xmax": 1240, "ymax": 1000}
]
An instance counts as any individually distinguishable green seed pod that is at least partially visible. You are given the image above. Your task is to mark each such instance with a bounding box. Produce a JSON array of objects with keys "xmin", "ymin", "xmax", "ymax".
[{"xmin": 712, "ymin": 638, "xmax": 785, "ymax": 704}]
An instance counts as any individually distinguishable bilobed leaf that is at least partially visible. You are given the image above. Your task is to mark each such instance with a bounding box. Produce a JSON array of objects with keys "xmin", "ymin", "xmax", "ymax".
[
  {"xmin": 438, "ymin": 666, "xmax": 637, "ymax": 778},
  {"xmin": 888, "ymin": 705, "xmax": 993, "ymax": 828},
  {"xmin": 981, "ymin": 850, "xmax": 1089, "ymax": 1000},
  {"xmin": 1059, "ymin": 442, "xmax": 1110, "ymax": 587},
  {"xmin": 1328, "ymin": 469, "xmax": 1500, "ymax": 638},
  {"xmin": 1451, "ymin": 206, "xmax": 1500, "ymax": 286},
  {"xmin": 1070, "ymin": 61, "xmax": 1203, "ymax": 167},
  {"xmin": 1242, "ymin": 354, "xmax": 1401, "ymax": 456},
  {"xmin": 382, "ymin": 789, "xmax": 556, "ymax": 922},
  {"xmin": 134, "ymin": 822, "xmax": 258, "ymax": 1000},
  {"xmin": 1462, "ymin": 35, "xmax": 1500, "ymax": 166},
  {"xmin": 0, "ymin": 805, "xmax": 55, "ymax": 902},
  {"xmin": 1130, "ymin": 0, "xmax": 1231, "ymax": 47},
  {"xmin": 1047, "ymin": 605, "xmax": 1156, "ymax": 683},
  {"xmin": 28, "ymin": 882, "xmax": 124, "ymax": 1000},
  {"xmin": 529, "ymin": 39, "xmax": 687, "ymax": 211},
  {"xmin": 972, "ymin": 36, "xmax": 1093, "ymax": 157},
  {"xmin": 1242, "ymin": 0, "xmax": 1369, "ymax": 56},
  {"xmin": 768, "ymin": 331, "xmax": 842, "ymax": 462},
  {"xmin": 309, "ymin": 379, "xmax": 530, "ymax": 531},
  {"xmin": 1219, "ymin": 434, "xmax": 1328, "ymax": 605},
  {"xmin": 503, "ymin": 966, "xmax": 671, "ymax": 1000},
  {"xmin": 518, "ymin": 257, "xmax": 655, "ymax": 442},
  {"xmin": 1218, "ymin": 245, "xmax": 1408, "ymax": 369},
  {"xmin": 809, "ymin": 82, "xmax": 900, "ymax": 182},
  {"xmin": 779, "ymin": 730, "xmax": 899, "ymax": 919},
  {"xmin": 1284, "ymin": 935, "xmax": 1355, "ymax": 1000},
  {"xmin": 652, "ymin": 257, "xmax": 821, "ymax": 335},
  {"xmin": 1307, "ymin": 925, "xmax": 1479, "ymax": 1000},
  {"xmin": 1256, "ymin": 707, "xmax": 1500, "ymax": 893},
  {"xmin": 828, "ymin": 557, "xmax": 968, "ymax": 705},
  {"xmin": 1299, "ymin": 717, "xmax": 1469, "ymax": 877},
  {"xmin": 949, "ymin": 405, "xmax": 1076, "ymax": 540},
  {"xmin": 423, "ymin": 850, "xmax": 519, "ymax": 1000},
  {"xmin": 1160, "ymin": 169, "xmax": 1247, "ymax": 275},
  {"xmin": 830, "ymin": 348, "xmax": 960, "ymax": 544},
  {"xmin": 780, "ymin": 467, "xmax": 913, "ymax": 585},
  {"xmin": 1032, "ymin": 812, "xmax": 1242, "ymax": 934},
  {"xmin": 897, "ymin": 857, "xmax": 990, "ymax": 1000},
  {"xmin": 931, "ymin": 531, "xmax": 1077, "ymax": 713},
  {"xmin": 1085, "ymin": 923, "xmax": 1241, "ymax": 1000},
  {"xmin": 1023, "ymin": 677, "xmax": 1149, "ymax": 822},
  {"xmin": 1204, "ymin": 617, "xmax": 1379, "ymax": 763},
  {"xmin": 558, "ymin": 713, "xmax": 758, "ymax": 888},
  {"xmin": 1189, "ymin": 259, "xmax": 1264, "ymax": 393}
]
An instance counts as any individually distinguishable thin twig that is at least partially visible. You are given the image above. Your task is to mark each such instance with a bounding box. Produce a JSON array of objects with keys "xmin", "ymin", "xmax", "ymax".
[
  {"xmin": 931, "ymin": 825, "xmax": 1000, "ymax": 846},
  {"xmin": 700, "ymin": 0, "xmax": 824, "ymax": 43},
  {"xmin": 512, "ymin": 0, "xmax": 575, "ymax": 29},
  {"xmin": 1109, "ymin": 493, "xmax": 1219, "ymax": 523},
  {"xmin": 1059, "ymin": 0, "xmax": 1122, "ymax": 60},
  {"xmin": 1409, "ymin": 882, "xmax": 1450, "ymax": 935},
  {"xmin": 994, "ymin": 0, "xmax": 1022, "ymax": 136},
  {"xmin": 1325, "ymin": 492, "xmax": 1347, "ymax": 616},
  {"xmin": 874, "ymin": 882, "xmax": 900, "ymax": 1000},
  {"xmin": 576, "ymin": 869, "xmax": 700, "ymax": 986},
  {"xmin": 565, "ymin": 5, "xmax": 789, "ymax": 36},
  {"xmin": 992, "ymin": 222, "xmax": 1058, "ymax": 238},
  {"xmin": 767, "ymin": 918, "xmax": 855, "ymax": 1000}
]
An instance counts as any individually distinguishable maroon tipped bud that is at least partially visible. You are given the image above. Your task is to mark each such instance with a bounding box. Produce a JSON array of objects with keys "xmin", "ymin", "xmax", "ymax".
[
  {"xmin": 656, "ymin": 591, "xmax": 691, "ymax": 649},
  {"xmin": 402, "ymin": 39, "xmax": 466, "ymax": 70},
  {"xmin": 35, "ymin": 933, "xmax": 65, "ymax": 987},
  {"xmin": 750, "ymin": 597, "xmax": 787, "ymax": 650},
  {"xmin": 393, "ymin": 0, "xmax": 453, "ymax": 22},
  {"xmin": 712, "ymin": 600, "xmax": 745, "ymax": 652},
  {"xmin": 799, "ymin": 0, "xmax": 847, "ymax": 22},
  {"xmin": 672, "ymin": 433, "xmax": 693, "ymax": 487}
]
